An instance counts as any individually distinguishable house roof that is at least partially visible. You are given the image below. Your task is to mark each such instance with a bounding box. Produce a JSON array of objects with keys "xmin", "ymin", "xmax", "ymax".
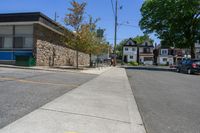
[
  {"xmin": 139, "ymin": 41, "xmax": 154, "ymax": 48},
  {"xmin": 123, "ymin": 38, "xmax": 154, "ymax": 48},
  {"xmin": 123, "ymin": 38, "xmax": 137, "ymax": 47},
  {"xmin": 0, "ymin": 12, "xmax": 67, "ymax": 34}
]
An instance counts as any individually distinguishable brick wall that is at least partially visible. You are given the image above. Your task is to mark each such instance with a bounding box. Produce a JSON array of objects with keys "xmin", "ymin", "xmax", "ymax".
[
  {"xmin": 36, "ymin": 40, "xmax": 89, "ymax": 66},
  {"xmin": 33, "ymin": 24, "xmax": 89, "ymax": 66}
]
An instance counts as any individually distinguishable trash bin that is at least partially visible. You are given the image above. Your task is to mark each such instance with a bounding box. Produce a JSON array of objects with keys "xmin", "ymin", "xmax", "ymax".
[{"xmin": 15, "ymin": 55, "xmax": 36, "ymax": 66}]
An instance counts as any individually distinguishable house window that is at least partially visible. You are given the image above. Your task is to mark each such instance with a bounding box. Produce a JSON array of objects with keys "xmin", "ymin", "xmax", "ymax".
[
  {"xmin": 144, "ymin": 48, "xmax": 150, "ymax": 53},
  {"xmin": 144, "ymin": 57, "xmax": 152, "ymax": 61},
  {"xmin": 163, "ymin": 58, "xmax": 167, "ymax": 62},
  {"xmin": 161, "ymin": 49, "xmax": 168, "ymax": 55},
  {"xmin": 14, "ymin": 37, "xmax": 24, "ymax": 48},
  {"xmin": 130, "ymin": 55, "xmax": 133, "ymax": 59},
  {"xmin": 0, "ymin": 37, "xmax": 4, "ymax": 48},
  {"xmin": 0, "ymin": 37, "xmax": 12, "ymax": 49},
  {"xmin": 125, "ymin": 47, "xmax": 128, "ymax": 51},
  {"xmin": 132, "ymin": 48, "xmax": 135, "ymax": 51}
]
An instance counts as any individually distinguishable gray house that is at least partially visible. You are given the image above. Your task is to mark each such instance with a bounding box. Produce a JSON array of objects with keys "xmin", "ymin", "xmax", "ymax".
[{"xmin": 0, "ymin": 12, "xmax": 89, "ymax": 66}]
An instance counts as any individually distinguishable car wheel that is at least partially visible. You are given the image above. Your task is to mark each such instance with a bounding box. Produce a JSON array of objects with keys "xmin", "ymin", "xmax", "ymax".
[{"xmin": 187, "ymin": 69, "xmax": 192, "ymax": 74}]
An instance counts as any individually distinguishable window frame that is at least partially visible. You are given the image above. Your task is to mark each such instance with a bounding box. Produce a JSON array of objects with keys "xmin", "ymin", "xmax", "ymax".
[
  {"xmin": 129, "ymin": 55, "xmax": 134, "ymax": 59},
  {"xmin": 14, "ymin": 36, "xmax": 24, "ymax": 48},
  {"xmin": 0, "ymin": 36, "xmax": 4, "ymax": 48}
]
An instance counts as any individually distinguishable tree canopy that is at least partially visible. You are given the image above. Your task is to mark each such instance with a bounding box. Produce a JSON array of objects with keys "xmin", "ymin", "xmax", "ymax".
[
  {"xmin": 64, "ymin": 0, "xmax": 109, "ymax": 67},
  {"xmin": 139, "ymin": 0, "xmax": 200, "ymax": 58}
]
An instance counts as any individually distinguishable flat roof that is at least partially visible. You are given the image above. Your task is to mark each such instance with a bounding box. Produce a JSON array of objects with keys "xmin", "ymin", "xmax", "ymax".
[{"xmin": 0, "ymin": 12, "xmax": 67, "ymax": 34}]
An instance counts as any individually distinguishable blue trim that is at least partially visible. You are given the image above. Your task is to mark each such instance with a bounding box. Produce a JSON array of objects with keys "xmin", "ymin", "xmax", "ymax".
[
  {"xmin": 0, "ymin": 52, "xmax": 14, "ymax": 60},
  {"xmin": 0, "ymin": 51, "xmax": 33, "ymax": 60}
]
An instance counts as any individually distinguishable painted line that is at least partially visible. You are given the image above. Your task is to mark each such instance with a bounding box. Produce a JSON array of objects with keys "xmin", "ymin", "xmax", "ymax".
[{"xmin": 0, "ymin": 77, "xmax": 79, "ymax": 87}]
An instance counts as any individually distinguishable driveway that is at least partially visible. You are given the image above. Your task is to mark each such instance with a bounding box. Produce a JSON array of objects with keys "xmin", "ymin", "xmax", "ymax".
[
  {"xmin": 126, "ymin": 69, "xmax": 200, "ymax": 133},
  {"xmin": 0, "ymin": 67, "xmax": 97, "ymax": 129}
]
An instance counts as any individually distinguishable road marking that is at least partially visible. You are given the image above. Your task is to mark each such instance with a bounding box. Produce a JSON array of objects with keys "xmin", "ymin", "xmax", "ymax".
[{"xmin": 0, "ymin": 77, "xmax": 79, "ymax": 87}]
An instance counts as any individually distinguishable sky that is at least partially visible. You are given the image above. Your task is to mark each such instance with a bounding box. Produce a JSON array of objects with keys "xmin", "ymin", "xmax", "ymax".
[{"xmin": 0, "ymin": 0, "xmax": 160, "ymax": 46}]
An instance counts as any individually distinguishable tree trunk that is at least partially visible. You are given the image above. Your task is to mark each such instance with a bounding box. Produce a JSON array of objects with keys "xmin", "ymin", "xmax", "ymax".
[
  {"xmin": 190, "ymin": 43, "xmax": 195, "ymax": 59},
  {"xmin": 76, "ymin": 50, "xmax": 79, "ymax": 69},
  {"xmin": 89, "ymin": 53, "xmax": 92, "ymax": 67}
]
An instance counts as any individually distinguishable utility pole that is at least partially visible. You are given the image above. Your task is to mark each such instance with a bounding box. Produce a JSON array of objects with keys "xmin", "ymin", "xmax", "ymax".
[
  {"xmin": 114, "ymin": 0, "xmax": 118, "ymax": 53},
  {"xmin": 54, "ymin": 12, "xmax": 59, "ymax": 22},
  {"xmin": 113, "ymin": 0, "xmax": 118, "ymax": 66}
]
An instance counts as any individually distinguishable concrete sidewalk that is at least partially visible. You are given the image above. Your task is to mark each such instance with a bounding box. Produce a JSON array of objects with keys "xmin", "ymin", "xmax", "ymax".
[{"xmin": 0, "ymin": 68, "xmax": 146, "ymax": 133}]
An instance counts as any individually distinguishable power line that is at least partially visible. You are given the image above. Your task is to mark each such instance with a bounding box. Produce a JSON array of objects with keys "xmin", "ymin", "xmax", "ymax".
[
  {"xmin": 110, "ymin": 0, "xmax": 115, "ymax": 18},
  {"xmin": 118, "ymin": 24, "xmax": 140, "ymax": 28}
]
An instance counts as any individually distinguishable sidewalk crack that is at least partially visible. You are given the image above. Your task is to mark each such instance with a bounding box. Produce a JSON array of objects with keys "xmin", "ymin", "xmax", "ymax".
[{"xmin": 40, "ymin": 108, "xmax": 131, "ymax": 124}]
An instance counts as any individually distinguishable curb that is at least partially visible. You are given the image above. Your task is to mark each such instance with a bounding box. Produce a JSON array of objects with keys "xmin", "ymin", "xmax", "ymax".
[
  {"xmin": 124, "ymin": 66, "xmax": 176, "ymax": 72},
  {"xmin": 123, "ymin": 69, "xmax": 147, "ymax": 133}
]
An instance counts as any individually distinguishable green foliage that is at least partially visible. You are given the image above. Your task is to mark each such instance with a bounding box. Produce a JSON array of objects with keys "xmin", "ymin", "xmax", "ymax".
[
  {"xmin": 133, "ymin": 34, "xmax": 154, "ymax": 44},
  {"xmin": 64, "ymin": 0, "xmax": 109, "ymax": 68},
  {"xmin": 116, "ymin": 39, "xmax": 128, "ymax": 59},
  {"xmin": 139, "ymin": 0, "xmax": 200, "ymax": 58},
  {"xmin": 128, "ymin": 61, "xmax": 139, "ymax": 66},
  {"xmin": 65, "ymin": 0, "xmax": 86, "ymax": 31}
]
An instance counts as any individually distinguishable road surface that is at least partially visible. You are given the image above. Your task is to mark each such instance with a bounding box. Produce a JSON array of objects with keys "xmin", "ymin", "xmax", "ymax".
[
  {"xmin": 0, "ymin": 67, "xmax": 96, "ymax": 129},
  {"xmin": 126, "ymin": 69, "xmax": 200, "ymax": 133}
]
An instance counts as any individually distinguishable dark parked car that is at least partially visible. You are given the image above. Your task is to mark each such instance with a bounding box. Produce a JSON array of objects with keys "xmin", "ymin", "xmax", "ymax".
[{"xmin": 177, "ymin": 59, "xmax": 200, "ymax": 74}]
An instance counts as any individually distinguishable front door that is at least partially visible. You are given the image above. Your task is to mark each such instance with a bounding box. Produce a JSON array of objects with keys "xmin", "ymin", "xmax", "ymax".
[{"xmin": 124, "ymin": 55, "xmax": 128, "ymax": 63}]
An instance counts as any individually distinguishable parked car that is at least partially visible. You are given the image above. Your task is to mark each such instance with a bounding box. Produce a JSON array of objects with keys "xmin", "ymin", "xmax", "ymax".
[{"xmin": 176, "ymin": 59, "xmax": 200, "ymax": 74}]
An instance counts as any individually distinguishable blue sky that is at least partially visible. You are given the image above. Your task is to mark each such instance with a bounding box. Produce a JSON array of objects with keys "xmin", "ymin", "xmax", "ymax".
[{"xmin": 0, "ymin": 0, "xmax": 159, "ymax": 45}]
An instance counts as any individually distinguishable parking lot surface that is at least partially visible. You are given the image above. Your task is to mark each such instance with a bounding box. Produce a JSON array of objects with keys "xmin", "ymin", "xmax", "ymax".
[
  {"xmin": 0, "ymin": 67, "xmax": 97, "ymax": 129},
  {"xmin": 126, "ymin": 69, "xmax": 200, "ymax": 133}
]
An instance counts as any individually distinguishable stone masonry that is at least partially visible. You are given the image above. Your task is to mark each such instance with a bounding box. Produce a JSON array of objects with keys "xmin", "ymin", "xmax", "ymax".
[{"xmin": 36, "ymin": 40, "xmax": 89, "ymax": 66}]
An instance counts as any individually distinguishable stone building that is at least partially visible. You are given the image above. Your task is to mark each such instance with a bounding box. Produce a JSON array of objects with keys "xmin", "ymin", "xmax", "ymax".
[{"xmin": 0, "ymin": 12, "xmax": 89, "ymax": 66}]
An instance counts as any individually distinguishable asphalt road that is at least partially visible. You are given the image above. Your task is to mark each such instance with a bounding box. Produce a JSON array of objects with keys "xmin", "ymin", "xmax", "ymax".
[
  {"xmin": 126, "ymin": 69, "xmax": 200, "ymax": 133},
  {"xmin": 0, "ymin": 67, "xmax": 97, "ymax": 129}
]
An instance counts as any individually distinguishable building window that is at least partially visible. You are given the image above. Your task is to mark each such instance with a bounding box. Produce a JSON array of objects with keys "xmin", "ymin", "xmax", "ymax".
[
  {"xmin": 161, "ymin": 49, "xmax": 168, "ymax": 55},
  {"xmin": 14, "ymin": 25, "xmax": 33, "ymax": 49},
  {"xmin": 144, "ymin": 48, "xmax": 150, "ymax": 53},
  {"xmin": 14, "ymin": 37, "xmax": 24, "ymax": 48},
  {"xmin": 132, "ymin": 48, "xmax": 135, "ymax": 51},
  {"xmin": 24, "ymin": 37, "xmax": 33, "ymax": 48},
  {"xmin": 0, "ymin": 37, "xmax": 4, "ymax": 48},
  {"xmin": 0, "ymin": 37, "xmax": 13, "ymax": 49},
  {"xmin": 130, "ymin": 55, "xmax": 133, "ymax": 59},
  {"xmin": 144, "ymin": 57, "xmax": 152, "ymax": 61},
  {"xmin": 125, "ymin": 47, "xmax": 128, "ymax": 51},
  {"xmin": 163, "ymin": 58, "xmax": 167, "ymax": 62}
]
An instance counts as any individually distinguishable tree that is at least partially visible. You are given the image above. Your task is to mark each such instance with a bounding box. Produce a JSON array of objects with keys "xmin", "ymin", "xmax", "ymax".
[
  {"xmin": 65, "ymin": 0, "xmax": 86, "ymax": 69},
  {"xmin": 133, "ymin": 34, "xmax": 154, "ymax": 44},
  {"xmin": 116, "ymin": 39, "xmax": 128, "ymax": 59},
  {"xmin": 140, "ymin": 0, "xmax": 200, "ymax": 58}
]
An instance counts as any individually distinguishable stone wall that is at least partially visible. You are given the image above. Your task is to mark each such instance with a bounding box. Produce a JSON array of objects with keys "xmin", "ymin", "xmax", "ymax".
[{"xmin": 36, "ymin": 40, "xmax": 89, "ymax": 66}]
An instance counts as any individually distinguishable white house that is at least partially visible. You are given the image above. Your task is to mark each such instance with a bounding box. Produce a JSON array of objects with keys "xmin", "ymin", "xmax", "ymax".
[
  {"xmin": 122, "ymin": 38, "xmax": 137, "ymax": 63},
  {"xmin": 157, "ymin": 48, "xmax": 174, "ymax": 65}
]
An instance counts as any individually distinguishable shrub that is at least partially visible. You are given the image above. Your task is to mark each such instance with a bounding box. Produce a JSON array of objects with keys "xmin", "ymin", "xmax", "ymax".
[{"xmin": 128, "ymin": 61, "xmax": 139, "ymax": 66}]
